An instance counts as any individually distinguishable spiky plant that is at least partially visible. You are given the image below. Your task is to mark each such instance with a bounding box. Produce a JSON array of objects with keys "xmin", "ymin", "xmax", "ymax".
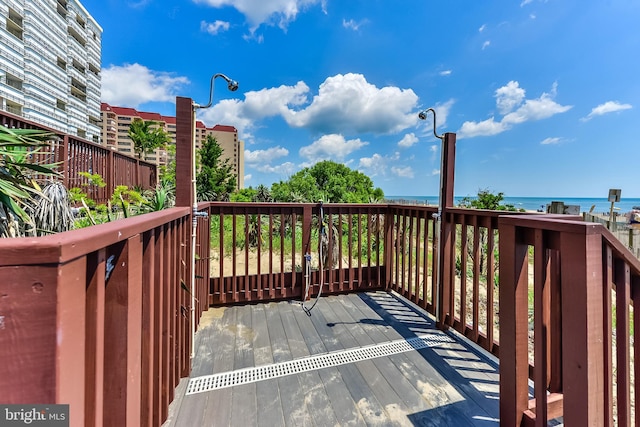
[
  {"xmin": 142, "ymin": 180, "xmax": 175, "ymax": 213},
  {"xmin": 33, "ymin": 181, "xmax": 74, "ymax": 235},
  {"xmin": 0, "ymin": 125, "xmax": 59, "ymax": 237}
]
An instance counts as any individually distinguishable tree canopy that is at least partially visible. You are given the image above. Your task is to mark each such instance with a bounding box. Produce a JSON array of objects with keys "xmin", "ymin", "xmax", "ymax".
[
  {"xmin": 196, "ymin": 135, "xmax": 236, "ymax": 201},
  {"xmin": 128, "ymin": 119, "xmax": 171, "ymax": 159},
  {"xmin": 270, "ymin": 160, "xmax": 384, "ymax": 203},
  {"xmin": 458, "ymin": 189, "xmax": 522, "ymax": 211}
]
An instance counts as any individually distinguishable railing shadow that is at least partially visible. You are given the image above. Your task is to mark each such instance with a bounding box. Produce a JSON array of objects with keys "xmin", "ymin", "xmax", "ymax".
[{"xmin": 356, "ymin": 291, "xmax": 501, "ymax": 425}]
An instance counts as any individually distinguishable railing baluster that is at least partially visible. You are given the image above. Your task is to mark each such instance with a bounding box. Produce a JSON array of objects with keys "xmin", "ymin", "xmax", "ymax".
[{"xmin": 615, "ymin": 258, "xmax": 631, "ymax": 427}]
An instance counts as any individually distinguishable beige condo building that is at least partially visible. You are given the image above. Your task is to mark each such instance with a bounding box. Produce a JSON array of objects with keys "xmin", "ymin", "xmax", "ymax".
[{"xmin": 101, "ymin": 102, "xmax": 244, "ymax": 189}]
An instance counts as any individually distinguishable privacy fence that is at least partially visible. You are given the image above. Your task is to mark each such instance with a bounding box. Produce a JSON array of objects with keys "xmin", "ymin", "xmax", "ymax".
[{"xmin": 1, "ymin": 110, "xmax": 157, "ymax": 203}]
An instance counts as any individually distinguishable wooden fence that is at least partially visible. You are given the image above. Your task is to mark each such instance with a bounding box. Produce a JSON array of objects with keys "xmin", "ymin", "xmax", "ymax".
[
  {"xmin": 200, "ymin": 202, "xmax": 387, "ymax": 305},
  {"xmin": 1, "ymin": 110, "xmax": 157, "ymax": 203},
  {"xmin": 0, "ymin": 207, "xmax": 209, "ymax": 427}
]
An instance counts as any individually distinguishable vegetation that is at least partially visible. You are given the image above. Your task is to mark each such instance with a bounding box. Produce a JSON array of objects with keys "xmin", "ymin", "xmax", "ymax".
[
  {"xmin": 458, "ymin": 189, "xmax": 523, "ymax": 212},
  {"xmin": 128, "ymin": 119, "xmax": 172, "ymax": 160},
  {"xmin": 270, "ymin": 160, "xmax": 384, "ymax": 203},
  {"xmin": 196, "ymin": 135, "xmax": 236, "ymax": 201},
  {"xmin": 0, "ymin": 126, "xmax": 60, "ymax": 237}
]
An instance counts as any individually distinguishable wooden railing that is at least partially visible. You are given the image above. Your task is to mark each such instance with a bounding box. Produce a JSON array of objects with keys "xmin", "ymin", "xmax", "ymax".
[
  {"xmin": 201, "ymin": 202, "xmax": 387, "ymax": 305},
  {"xmin": 499, "ymin": 214, "xmax": 640, "ymax": 426},
  {"xmin": 1, "ymin": 110, "xmax": 157, "ymax": 203},
  {"xmin": 3, "ymin": 201, "xmax": 640, "ymax": 426},
  {"xmin": 0, "ymin": 207, "xmax": 209, "ymax": 427}
]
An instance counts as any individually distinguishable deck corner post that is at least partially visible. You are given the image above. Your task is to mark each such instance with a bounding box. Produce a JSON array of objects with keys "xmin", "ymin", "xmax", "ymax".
[
  {"xmin": 560, "ymin": 229, "xmax": 605, "ymax": 426},
  {"xmin": 436, "ymin": 132, "xmax": 456, "ymax": 328},
  {"xmin": 498, "ymin": 219, "xmax": 529, "ymax": 426},
  {"xmin": 175, "ymin": 96, "xmax": 195, "ymax": 208}
]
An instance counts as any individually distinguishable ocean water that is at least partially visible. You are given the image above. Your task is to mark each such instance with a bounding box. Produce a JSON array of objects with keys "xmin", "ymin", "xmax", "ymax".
[{"xmin": 386, "ymin": 196, "xmax": 640, "ymax": 214}]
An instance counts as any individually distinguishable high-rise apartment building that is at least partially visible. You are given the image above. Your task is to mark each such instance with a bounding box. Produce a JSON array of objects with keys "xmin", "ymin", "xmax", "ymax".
[
  {"xmin": 0, "ymin": 0, "xmax": 102, "ymax": 143},
  {"xmin": 101, "ymin": 103, "xmax": 245, "ymax": 189}
]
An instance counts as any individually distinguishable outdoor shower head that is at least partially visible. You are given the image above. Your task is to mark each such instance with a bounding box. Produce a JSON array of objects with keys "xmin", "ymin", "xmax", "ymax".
[
  {"xmin": 216, "ymin": 73, "xmax": 239, "ymax": 92},
  {"xmin": 195, "ymin": 73, "xmax": 239, "ymax": 109},
  {"xmin": 418, "ymin": 108, "xmax": 443, "ymax": 140}
]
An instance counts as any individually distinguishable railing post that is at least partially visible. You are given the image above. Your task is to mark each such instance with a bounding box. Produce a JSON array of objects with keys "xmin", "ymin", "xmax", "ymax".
[
  {"xmin": 60, "ymin": 135, "xmax": 69, "ymax": 188},
  {"xmin": 175, "ymin": 96, "xmax": 194, "ymax": 208},
  {"xmin": 560, "ymin": 227, "xmax": 605, "ymax": 426},
  {"xmin": 384, "ymin": 205, "xmax": 394, "ymax": 289},
  {"xmin": 498, "ymin": 220, "xmax": 530, "ymax": 426},
  {"xmin": 437, "ymin": 132, "xmax": 456, "ymax": 327},
  {"xmin": 106, "ymin": 148, "xmax": 114, "ymax": 200},
  {"xmin": 302, "ymin": 204, "xmax": 312, "ymax": 300},
  {"xmin": 103, "ymin": 237, "xmax": 143, "ymax": 427}
]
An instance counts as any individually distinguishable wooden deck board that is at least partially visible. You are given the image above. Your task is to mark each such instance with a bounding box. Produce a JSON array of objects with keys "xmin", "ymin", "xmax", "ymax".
[
  {"xmin": 265, "ymin": 302, "xmax": 313, "ymax": 427},
  {"xmin": 164, "ymin": 291, "xmax": 501, "ymax": 427},
  {"xmin": 230, "ymin": 304, "xmax": 258, "ymax": 427}
]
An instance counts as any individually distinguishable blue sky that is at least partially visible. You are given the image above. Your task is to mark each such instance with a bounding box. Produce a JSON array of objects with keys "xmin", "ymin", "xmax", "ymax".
[{"xmin": 85, "ymin": 0, "xmax": 640, "ymax": 198}]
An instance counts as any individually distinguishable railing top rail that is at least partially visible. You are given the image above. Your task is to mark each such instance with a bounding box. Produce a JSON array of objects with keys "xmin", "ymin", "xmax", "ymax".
[
  {"xmin": 499, "ymin": 213, "xmax": 590, "ymax": 232},
  {"xmin": 0, "ymin": 207, "xmax": 190, "ymax": 266},
  {"xmin": 600, "ymin": 225, "xmax": 640, "ymax": 274},
  {"xmin": 447, "ymin": 207, "xmax": 545, "ymax": 218},
  {"xmin": 501, "ymin": 212, "xmax": 640, "ymax": 279}
]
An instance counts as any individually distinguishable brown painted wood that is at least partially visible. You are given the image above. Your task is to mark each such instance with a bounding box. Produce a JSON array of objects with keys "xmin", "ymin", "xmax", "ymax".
[
  {"xmin": 533, "ymin": 229, "xmax": 550, "ymax": 426},
  {"xmin": 175, "ymin": 97, "xmax": 194, "ymax": 208},
  {"xmin": 85, "ymin": 249, "xmax": 106, "ymax": 427},
  {"xmin": 0, "ymin": 271, "xmax": 42, "ymax": 407},
  {"xmin": 141, "ymin": 230, "xmax": 155, "ymax": 427},
  {"xmin": 560, "ymin": 229, "xmax": 605, "ymax": 426},
  {"xmin": 615, "ymin": 258, "xmax": 631, "ymax": 427},
  {"xmin": 498, "ymin": 221, "xmax": 530, "ymax": 426}
]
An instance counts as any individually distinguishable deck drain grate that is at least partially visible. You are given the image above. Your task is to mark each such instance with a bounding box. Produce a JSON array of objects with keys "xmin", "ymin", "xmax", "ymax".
[{"xmin": 186, "ymin": 333, "xmax": 453, "ymax": 395}]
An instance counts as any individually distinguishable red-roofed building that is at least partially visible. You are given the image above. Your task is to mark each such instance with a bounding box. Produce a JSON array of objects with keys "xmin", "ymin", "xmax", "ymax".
[{"xmin": 100, "ymin": 103, "xmax": 244, "ymax": 189}]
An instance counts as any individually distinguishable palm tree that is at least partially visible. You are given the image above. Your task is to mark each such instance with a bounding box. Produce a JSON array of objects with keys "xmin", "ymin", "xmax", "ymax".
[{"xmin": 128, "ymin": 119, "xmax": 171, "ymax": 160}]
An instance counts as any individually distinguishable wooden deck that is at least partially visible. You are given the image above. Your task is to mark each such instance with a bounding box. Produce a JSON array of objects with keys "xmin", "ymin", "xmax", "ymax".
[{"xmin": 163, "ymin": 291, "xmax": 500, "ymax": 426}]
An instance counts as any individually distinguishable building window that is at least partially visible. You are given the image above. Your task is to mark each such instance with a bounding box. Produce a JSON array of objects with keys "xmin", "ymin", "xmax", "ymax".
[{"xmin": 6, "ymin": 8, "xmax": 23, "ymax": 40}]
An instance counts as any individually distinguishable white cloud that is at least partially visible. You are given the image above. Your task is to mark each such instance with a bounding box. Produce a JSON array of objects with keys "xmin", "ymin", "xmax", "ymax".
[
  {"xmin": 540, "ymin": 137, "xmax": 562, "ymax": 145},
  {"xmin": 431, "ymin": 169, "xmax": 440, "ymax": 176},
  {"xmin": 244, "ymin": 146, "xmax": 289, "ymax": 163},
  {"xmin": 430, "ymin": 145, "xmax": 438, "ymax": 153},
  {"xmin": 199, "ymin": 81, "xmax": 309, "ymax": 137},
  {"xmin": 299, "ymin": 134, "xmax": 368, "ymax": 162},
  {"xmin": 284, "ymin": 73, "xmax": 419, "ymax": 134},
  {"xmin": 256, "ymin": 161, "xmax": 296, "ymax": 175},
  {"xmin": 398, "ymin": 133, "xmax": 418, "ymax": 148},
  {"xmin": 520, "ymin": 0, "xmax": 534, "ymax": 6},
  {"xmin": 479, "ymin": 24, "xmax": 487, "ymax": 32},
  {"xmin": 439, "ymin": 70, "xmax": 452, "ymax": 76},
  {"xmin": 358, "ymin": 153, "xmax": 387, "ymax": 177},
  {"xmin": 496, "ymin": 81, "xmax": 526, "ymax": 115},
  {"xmin": 101, "ymin": 63, "xmax": 189, "ymax": 108},
  {"xmin": 581, "ymin": 101, "xmax": 633, "ymax": 121},
  {"xmin": 193, "ymin": 0, "xmax": 326, "ymax": 31},
  {"xmin": 244, "ymin": 174, "xmax": 252, "ymax": 181},
  {"xmin": 457, "ymin": 81, "xmax": 572, "ymax": 138},
  {"xmin": 343, "ymin": 18, "xmax": 367, "ymax": 31},
  {"xmin": 391, "ymin": 166, "xmax": 414, "ymax": 178},
  {"xmin": 200, "ymin": 73, "xmax": 420, "ymax": 142},
  {"xmin": 200, "ymin": 20, "xmax": 231, "ymax": 35},
  {"xmin": 458, "ymin": 117, "xmax": 507, "ymax": 138},
  {"xmin": 482, "ymin": 40, "xmax": 491, "ymax": 50}
]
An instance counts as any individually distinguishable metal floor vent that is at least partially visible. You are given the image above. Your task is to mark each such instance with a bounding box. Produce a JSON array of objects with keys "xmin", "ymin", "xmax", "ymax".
[{"xmin": 186, "ymin": 333, "xmax": 454, "ymax": 395}]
